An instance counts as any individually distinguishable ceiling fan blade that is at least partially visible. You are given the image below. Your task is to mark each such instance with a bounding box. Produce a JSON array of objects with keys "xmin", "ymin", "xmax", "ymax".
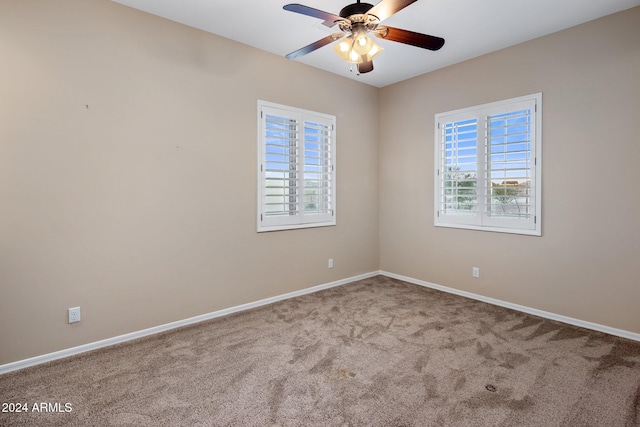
[
  {"xmin": 374, "ymin": 26, "xmax": 445, "ymax": 51},
  {"xmin": 366, "ymin": 0, "xmax": 418, "ymax": 22},
  {"xmin": 283, "ymin": 4, "xmax": 345, "ymax": 27},
  {"xmin": 358, "ymin": 60, "xmax": 374, "ymax": 74},
  {"xmin": 285, "ymin": 33, "xmax": 345, "ymax": 60}
]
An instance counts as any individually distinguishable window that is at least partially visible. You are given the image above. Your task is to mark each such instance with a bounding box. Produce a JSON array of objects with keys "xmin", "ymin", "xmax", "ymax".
[
  {"xmin": 434, "ymin": 93, "xmax": 542, "ymax": 235},
  {"xmin": 257, "ymin": 101, "xmax": 336, "ymax": 232}
]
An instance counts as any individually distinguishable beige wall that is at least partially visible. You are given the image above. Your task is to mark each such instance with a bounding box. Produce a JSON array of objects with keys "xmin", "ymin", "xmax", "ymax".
[
  {"xmin": 379, "ymin": 7, "xmax": 640, "ymax": 334},
  {"xmin": 0, "ymin": 0, "xmax": 379, "ymax": 364}
]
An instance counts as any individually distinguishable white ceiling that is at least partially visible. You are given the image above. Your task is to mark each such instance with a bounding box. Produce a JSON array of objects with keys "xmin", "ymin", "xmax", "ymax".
[{"xmin": 112, "ymin": 0, "xmax": 640, "ymax": 87}]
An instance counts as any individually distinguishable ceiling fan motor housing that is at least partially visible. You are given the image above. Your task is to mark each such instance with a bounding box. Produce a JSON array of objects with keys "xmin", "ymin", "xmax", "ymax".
[
  {"xmin": 339, "ymin": 2, "xmax": 375, "ymax": 19},
  {"xmin": 338, "ymin": 1, "xmax": 380, "ymax": 35}
]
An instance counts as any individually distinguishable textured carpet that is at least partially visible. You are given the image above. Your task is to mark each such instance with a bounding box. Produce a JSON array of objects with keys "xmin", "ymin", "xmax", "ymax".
[{"xmin": 1, "ymin": 275, "xmax": 639, "ymax": 426}]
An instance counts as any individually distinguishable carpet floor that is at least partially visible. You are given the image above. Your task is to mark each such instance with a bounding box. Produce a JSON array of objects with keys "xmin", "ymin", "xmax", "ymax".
[{"xmin": 1, "ymin": 275, "xmax": 639, "ymax": 426}]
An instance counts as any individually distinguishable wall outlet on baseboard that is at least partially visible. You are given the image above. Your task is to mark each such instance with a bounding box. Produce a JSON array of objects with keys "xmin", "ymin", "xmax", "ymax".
[
  {"xmin": 472, "ymin": 267, "xmax": 480, "ymax": 278},
  {"xmin": 68, "ymin": 307, "xmax": 81, "ymax": 324},
  {"xmin": 328, "ymin": 258, "xmax": 334, "ymax": 269}
]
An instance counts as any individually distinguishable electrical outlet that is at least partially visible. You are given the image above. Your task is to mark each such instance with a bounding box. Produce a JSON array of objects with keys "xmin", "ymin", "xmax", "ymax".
[
  {"xmin": 472, "ymin": 267, "xmax": 480, "ymax": 278},
  {"xmin": 328, "ymin": 258, "xmax": 334, "ymax": 269},
  {"xmin": 68, "ymin": 307, "xmax": 81, "ymax": 324}
]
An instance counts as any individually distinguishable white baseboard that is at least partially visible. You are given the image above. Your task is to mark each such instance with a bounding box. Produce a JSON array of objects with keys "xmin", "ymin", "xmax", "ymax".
[
  {"xmin": 380, "ymin": 270, "xmax": 640, "ymax": 342},
  {"xmin": 0, "ymin": 271, "xmax": 379, "ymax": 375},
  {"xmin": 3, "ymin": 270, "xmax": 637, "ymax": 375}
]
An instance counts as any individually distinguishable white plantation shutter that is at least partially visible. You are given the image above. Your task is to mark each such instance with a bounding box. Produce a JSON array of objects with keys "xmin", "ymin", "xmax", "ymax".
[
  {"xmin": 263, "ymin": 111, "xmax": 300, "ymax": 224},
  {"xmin": 483, "ymin": 104, "xmax": 535, "ymax": 230},
  {"xmin": 439, "ymin": 117, "xmax": 480, "ymax": 225},
  {"xmin": 435, "ymin": 94, "xmax": 541, "ymax": 235},
  {"xmin": 258, "ymin": 101, "xmax": 336, "ymax": 232},
  {"xmin": 302, "ymin": 119, "xmax": 334, "ymax": 222}
]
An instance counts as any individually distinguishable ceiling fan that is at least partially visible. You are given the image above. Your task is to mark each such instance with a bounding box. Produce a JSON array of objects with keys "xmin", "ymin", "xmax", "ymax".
[{"xmin": 283, "ymin": 0, "xmax": 444, "ymax": 74}]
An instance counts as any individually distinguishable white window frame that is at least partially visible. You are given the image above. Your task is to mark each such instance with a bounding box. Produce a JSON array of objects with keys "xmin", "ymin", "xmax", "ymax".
[
  {"xmin": 257, "ymin": 100, "xmax": 336, "ymax": 232},
  {"xmin": 434, "ymin": 93, "xmax": 542, "ymax": 236}
]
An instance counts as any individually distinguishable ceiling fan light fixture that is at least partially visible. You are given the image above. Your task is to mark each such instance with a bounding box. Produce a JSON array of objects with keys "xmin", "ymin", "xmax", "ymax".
[{"xmin": 333, "ymin": 34, "xmax": 381, "ymax": 64}]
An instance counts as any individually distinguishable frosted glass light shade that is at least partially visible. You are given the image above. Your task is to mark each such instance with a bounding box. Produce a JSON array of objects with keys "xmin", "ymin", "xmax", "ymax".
[
  {"xmin": 366, "ymin": 41, "xmax": 383, "ymax": 61},
  {"xmin": 333, "ymin": 37, "xmax": 362, "ymax": 63}
]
